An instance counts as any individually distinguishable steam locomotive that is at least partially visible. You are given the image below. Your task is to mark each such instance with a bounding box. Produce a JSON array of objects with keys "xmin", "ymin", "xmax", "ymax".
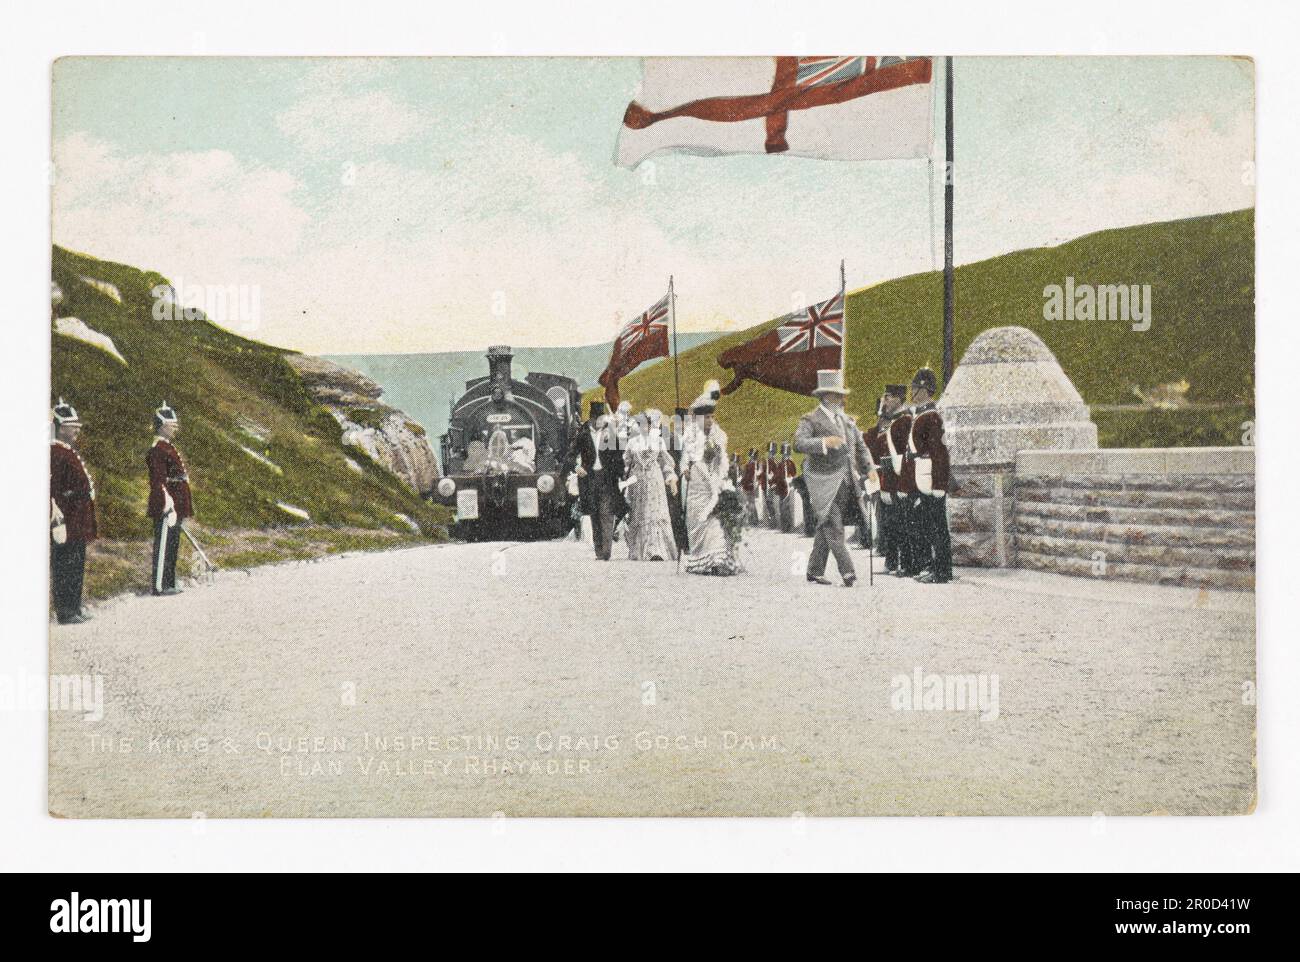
[{"xmin": 434, "ymin": 345, "xmax": 581, "ymax": 539}]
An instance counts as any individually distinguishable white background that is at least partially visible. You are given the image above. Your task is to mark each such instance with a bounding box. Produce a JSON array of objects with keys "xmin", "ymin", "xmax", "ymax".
[{"xmin": 1, "ymin": 0, "xmax": 1295, "ymax": 872}]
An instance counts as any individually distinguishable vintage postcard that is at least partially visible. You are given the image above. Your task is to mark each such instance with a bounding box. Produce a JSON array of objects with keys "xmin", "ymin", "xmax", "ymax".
[{"xmin": 47, "ymin": 56, "xmax": 1255, "ymax": 817}]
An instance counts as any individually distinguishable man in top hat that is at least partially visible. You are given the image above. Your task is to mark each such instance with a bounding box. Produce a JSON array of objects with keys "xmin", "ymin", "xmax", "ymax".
[
  {"xmin": 50, "ymin": 399, "xmax": 97, "ymax": 624},
  {"xmin": 868, "ymin": 384, "xmax": 913, "ymax": 574},
  {"xmin": 907, "ymin": 368, "xmax": 953, "ymax": 583},
  {"xmin": 793, "ymin": 370, "xmax": 878, "ymax": 586},
  {"xmin": 147, "ymin": 401, "xmax": 194, "ymax": 596},
  {"xmin": 777, "ymin": 441, "xmax": 797, "ymax": 533},
  {"xmin": 565, "ymin": 399, "xmax": 625, "ymax": 561}
]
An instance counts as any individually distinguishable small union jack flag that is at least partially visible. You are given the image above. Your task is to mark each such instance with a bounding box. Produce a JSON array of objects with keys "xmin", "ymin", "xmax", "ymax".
[
  {"xmin": 795, "ymin": 57, "xmax": 916, "ymax": 89},
  {"xmin": 616, "ymin": 293, "xmax": 670, "ymax": 352},
  {"xmin": 795, "ymin": 57, "xmax": 870, "ymax": 89},
  {"xmin": 776, "ymin": 291, "xmax": 844, "ymax": 353}
]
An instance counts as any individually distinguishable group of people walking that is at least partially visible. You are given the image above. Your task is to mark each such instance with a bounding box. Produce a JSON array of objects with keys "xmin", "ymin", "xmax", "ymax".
[
  {"xmin": 50, "ymin": 398, "xmax": 195, "ymax": 624},
  {"xmin": 565, "ymin": 380, "xmax": 740, "ymax": 575},
  {"xmin": 564, "ymin": 366, "xmax": 954, "ymax": 587}
]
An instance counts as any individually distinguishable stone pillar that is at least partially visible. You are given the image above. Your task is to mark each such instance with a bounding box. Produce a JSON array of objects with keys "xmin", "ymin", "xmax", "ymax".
[{"xmin": 937, "ymin": 327, "xmax": 1097, "ymax": 567}]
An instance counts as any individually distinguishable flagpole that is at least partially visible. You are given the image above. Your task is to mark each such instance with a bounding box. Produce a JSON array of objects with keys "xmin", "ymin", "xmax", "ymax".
[
  {"xmin": 942, "ymin": 55, "xmax": 955, "ymax": 388},
  {"xmin": 669, "ymin": 275, "xmax": 681, "ymax": 413},
  {"xmin": 839, "ymin": 258, "xmax": 847, "ymax": 377}
]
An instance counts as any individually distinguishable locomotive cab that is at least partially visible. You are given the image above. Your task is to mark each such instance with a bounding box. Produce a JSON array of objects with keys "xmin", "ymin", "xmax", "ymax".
[{"xmin": 435, "ymin": 345, "xmax": 580, "ymax": 539}]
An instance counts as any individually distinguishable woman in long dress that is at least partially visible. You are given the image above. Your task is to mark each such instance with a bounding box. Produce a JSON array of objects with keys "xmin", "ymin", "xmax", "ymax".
[
  {"xmin": 622, "ymin": 410, "xmax": 679, "ymax": 561},
  {"xmin": 682, "ymin": 391, "xmax": 739, "ymax": 576}
]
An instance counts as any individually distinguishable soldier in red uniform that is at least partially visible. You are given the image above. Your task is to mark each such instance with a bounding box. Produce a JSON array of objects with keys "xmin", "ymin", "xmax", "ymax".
[
  {"xmin": 868, "ymin": 385, "xmax": 911, "ymax": 574},
  {"xmin": 50, "ymin": 399, "xmax": 97, "ymax": 624},
  {"xmin": 907, "ymin": 369, "xmax": 953, "ymax": 583},
  {"xmin": 777, "ymin": 441, "xmax": 796, "ymax": 533},
  {"xmin": 147, "ymin": 402, "xmax": 194, "ymax": 596},
  {"xmin": 741, "ymin": 448, "xmax": 760, "ymax": 526},
  {"xmin": 764, "ymin": 441, "xmax": 783, "ymax": 529},
  {"xmin": 884, "ymin": 383, "xmax": 920, "ymax": 577}
]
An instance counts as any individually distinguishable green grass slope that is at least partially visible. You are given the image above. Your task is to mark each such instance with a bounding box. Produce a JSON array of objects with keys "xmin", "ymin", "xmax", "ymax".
[
  {"xmin": 593, "ymin": 209, "xmax": 1254, "ymax": 453},
  {"xmin": 51, "ymin": 246, "xmax": 449, "ymax": 543}
]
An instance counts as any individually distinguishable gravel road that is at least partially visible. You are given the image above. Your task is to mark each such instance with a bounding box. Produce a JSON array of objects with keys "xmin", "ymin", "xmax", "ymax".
[{"xmin": 48, "ymin": 528, "xmax": 1256, "ymax": 817}]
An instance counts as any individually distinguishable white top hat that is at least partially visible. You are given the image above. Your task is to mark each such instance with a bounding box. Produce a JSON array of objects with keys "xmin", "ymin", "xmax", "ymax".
[{"xmin": 812, "ymin": 369, "xmax": 850, "ymax": 396}]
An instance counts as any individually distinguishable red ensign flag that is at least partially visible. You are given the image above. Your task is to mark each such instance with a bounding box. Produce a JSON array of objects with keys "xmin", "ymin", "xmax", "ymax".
[{"xmin": 599, "ymin": 292, "xmax": 671, "ymax": 407}]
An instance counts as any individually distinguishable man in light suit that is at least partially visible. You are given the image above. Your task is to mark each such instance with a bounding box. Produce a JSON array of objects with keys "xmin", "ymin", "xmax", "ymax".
[{"xmin": 793, "ymin": 370, "xmax": 878, "ymax": 587}]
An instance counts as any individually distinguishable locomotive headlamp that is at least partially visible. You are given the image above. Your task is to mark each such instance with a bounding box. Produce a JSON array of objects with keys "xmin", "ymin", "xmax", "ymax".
[
  {"xmin": 437, "ymin": 478, "xmax": 456, "ymax": 498},
  {"xmin": 537, "ymin": 474, "xmax": 555, "ymax": 494}
]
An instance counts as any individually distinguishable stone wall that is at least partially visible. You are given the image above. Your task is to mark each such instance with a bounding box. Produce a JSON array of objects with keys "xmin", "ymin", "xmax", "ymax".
[{"xmin": 1012, "ymin": 448, "xmax": 1255, "ymax": 591}]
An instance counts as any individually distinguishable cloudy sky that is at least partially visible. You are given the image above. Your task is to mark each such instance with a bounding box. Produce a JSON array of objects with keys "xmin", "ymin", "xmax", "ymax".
[{"xmin": 52, "ymin": 56, "xmax": 1253, "ymax": 354}]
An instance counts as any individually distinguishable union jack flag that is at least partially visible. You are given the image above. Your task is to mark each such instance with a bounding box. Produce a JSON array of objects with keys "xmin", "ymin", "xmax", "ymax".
[
  {"xmin": 615, "ymin": 293, "xmax": 670, "ymax": 353},
  {"xmin": 795, "ymin": 56, "xmax": 915, "ymax": 89},
  {"xmin": 776, "ymin": 291, "xmax": 844, "ymax": 353},
  {"xmin": 795, "ymin": 57, "xmax": 870, "ymax": 88}
]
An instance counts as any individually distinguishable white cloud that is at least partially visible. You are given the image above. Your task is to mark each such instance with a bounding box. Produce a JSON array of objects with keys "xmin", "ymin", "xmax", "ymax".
[
  {"xmin": 53, "ymin": 132, "xmax": 307, "ymax": 314},
  {"xmin": 276, "ymin": 89, "xmax": 430, "ymax": 154}
]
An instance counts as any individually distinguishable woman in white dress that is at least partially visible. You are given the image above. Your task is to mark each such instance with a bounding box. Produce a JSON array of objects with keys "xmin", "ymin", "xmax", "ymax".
[
  {"xmin": 682, "ymin": 384, "xmax": 739, "ymax": 576},
  {"xmin": 622, "ymin": 410, "xmax": 679, "ymax": 561}
]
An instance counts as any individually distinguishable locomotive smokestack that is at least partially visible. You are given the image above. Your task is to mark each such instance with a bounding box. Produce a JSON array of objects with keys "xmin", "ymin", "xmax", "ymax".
[{"xmin": 487, "ymin": 345, "xmax": 513, "ymax": 387}]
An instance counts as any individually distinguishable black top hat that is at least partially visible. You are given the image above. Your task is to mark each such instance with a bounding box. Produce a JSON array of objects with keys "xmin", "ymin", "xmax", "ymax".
[
  {"xmin": 911, "ymin": 369, "xmax": 937, "ymax": 394},
  {"xmin": 588, "ymin": 400, "xmax": 607, "ymax": 419},
  {"xmin": 885, "ymin": 384, "xmax": 908, "ymax": 400}
]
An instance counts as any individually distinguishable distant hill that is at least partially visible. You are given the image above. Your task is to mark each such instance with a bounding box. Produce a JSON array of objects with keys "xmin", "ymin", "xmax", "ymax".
[
  {"xmin": 50, "ymin": 246, "xmax": 447, "ymax": 585},
  {"xmin": 329, "ymin": 332, "xmax": 723, "ymax": 444},
  {"xmin": 589, "ymin": 209, "xmax": 1254, "ymax": 454}
]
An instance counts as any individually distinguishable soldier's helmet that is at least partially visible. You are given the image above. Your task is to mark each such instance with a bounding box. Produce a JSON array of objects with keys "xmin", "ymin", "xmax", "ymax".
[
  {"xmin": 52, "ymin": 398, "xmax": 80, "ymax": 426},
  {"xmin": 911, "ymin": 368, "xmax": 938, "ymax": 395},
  {"xmin": 781, "ymin": 442, "xmax": 791, "ymax": 457},
  {"xmin": 767, "ymin": 441, "xmax": 777, "ymax": 456}
]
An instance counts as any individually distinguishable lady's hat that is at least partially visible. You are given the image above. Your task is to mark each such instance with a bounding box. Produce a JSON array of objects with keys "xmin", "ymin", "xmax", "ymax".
[
  {"xmin": 689, "ymin": 379, "xmax": 720, "ymax": 414},
  {"xmin": 812, "ymin": 369, "xmax": 850, "ymax": 396},
  {"xmin": 52, "ymin": 397, "xmax": 81, "ymax": 426}
]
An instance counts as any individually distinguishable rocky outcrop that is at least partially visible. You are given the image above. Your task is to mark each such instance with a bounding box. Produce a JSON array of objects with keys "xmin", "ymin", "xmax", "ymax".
[
  {"xmin": 287, "ymin": 354, "xmax": 440, "ymax": 496},
  {"xmin": 939, "ymin": 326, "xmax": 1098, "ymax": 568}
]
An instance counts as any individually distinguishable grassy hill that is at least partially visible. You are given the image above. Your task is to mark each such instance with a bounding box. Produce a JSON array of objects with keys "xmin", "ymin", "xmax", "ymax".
[
  {"xmin": 51, "ymin": 246, "xmax": 449, "ymax": 598},
  {"xmin": 591, "ymin": 209, "xmax": 1254, "ymax": 454}
]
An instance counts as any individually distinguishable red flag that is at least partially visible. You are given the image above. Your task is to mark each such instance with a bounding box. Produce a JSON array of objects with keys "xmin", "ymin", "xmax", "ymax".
[
  {"xmin": 599, "ymin": 292, "xmax": 671, "ymax": 407},
  {"xmin": 718, "ymin": 290, "xmax": 844, "ymax": 397}
]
